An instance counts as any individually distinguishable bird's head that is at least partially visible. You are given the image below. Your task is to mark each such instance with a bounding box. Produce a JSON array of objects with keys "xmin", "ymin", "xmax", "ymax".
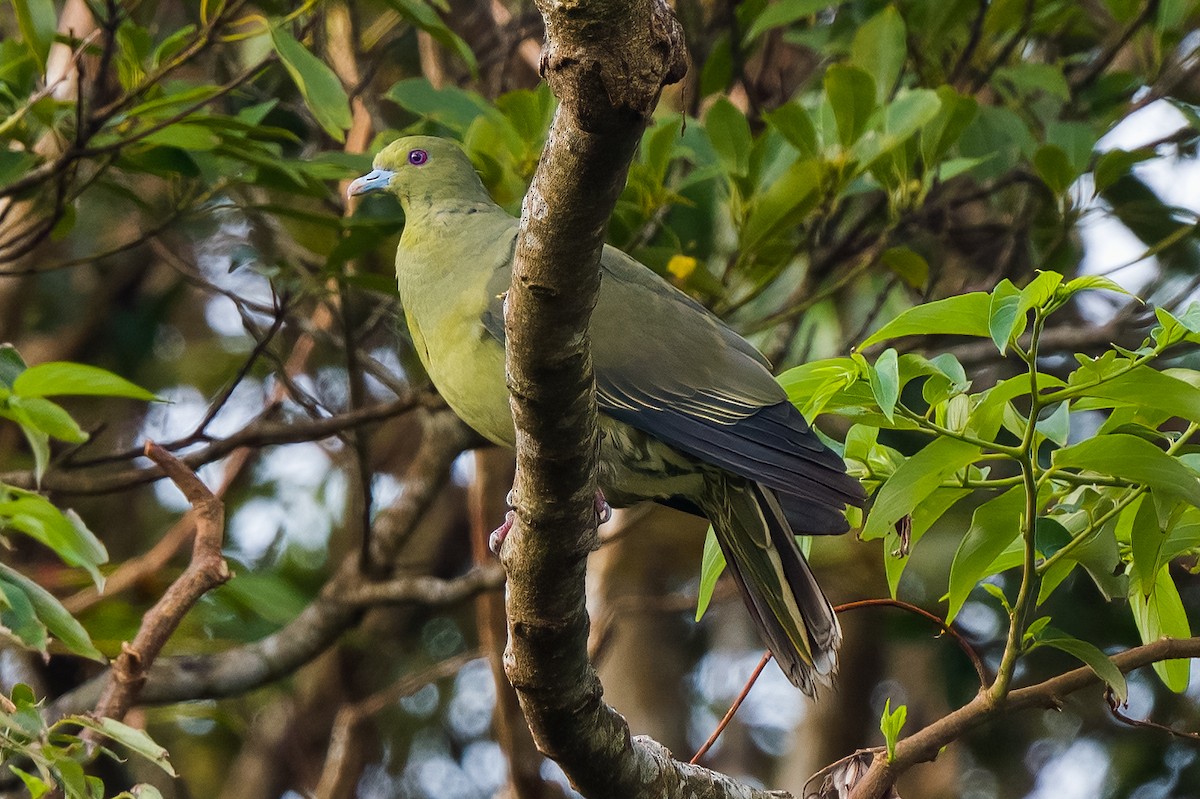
[{"xmin": 347, "ymin": 136, "xmax": 488, "ymax": 207}]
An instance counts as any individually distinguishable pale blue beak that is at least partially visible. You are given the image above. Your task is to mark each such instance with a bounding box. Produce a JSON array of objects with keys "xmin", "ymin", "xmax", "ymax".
[{"xmin": 347, "ymin": 168, "xmax": 395, "ymax": 198}]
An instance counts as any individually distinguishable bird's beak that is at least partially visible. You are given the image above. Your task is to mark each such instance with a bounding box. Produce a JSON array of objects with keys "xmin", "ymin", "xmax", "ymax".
[{"xmin": 347, "ymin": 168, "xmax": 395, "ymax": 198}]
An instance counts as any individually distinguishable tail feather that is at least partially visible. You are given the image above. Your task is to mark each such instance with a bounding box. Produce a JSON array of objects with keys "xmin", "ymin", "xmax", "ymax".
[{"xmin": 700, "ymin": 477, "xmax": 841, "ymax": 696}]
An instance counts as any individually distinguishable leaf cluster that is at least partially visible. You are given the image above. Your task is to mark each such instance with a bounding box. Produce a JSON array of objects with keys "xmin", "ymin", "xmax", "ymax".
[{"xmin": 785, "ymin": 274, "xmax": 1200, "ymax": 698}]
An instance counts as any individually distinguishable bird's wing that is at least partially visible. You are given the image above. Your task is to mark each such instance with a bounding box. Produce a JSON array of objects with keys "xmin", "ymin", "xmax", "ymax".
[{"xmin": 481, "ymin": 243, "xmax": 863, "ymax": 521}]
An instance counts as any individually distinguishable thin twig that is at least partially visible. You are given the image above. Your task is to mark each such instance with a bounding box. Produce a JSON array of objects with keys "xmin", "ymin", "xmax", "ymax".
[
  {"xmin": 690, "ymin": 651, "xmax": 772, "ymax": 764},
  {"xmin": 1105, "ymin": 686, "xmax": 1200, "ymax": 741},
  {"xmin": 89, "ymin": 442, "xmax": 230, "ymax": 729},
  {"xmin": 313, "ymin": 652, "xmax": 481, "ymax": 799},
  {"xmin": 835, "ymin": 598, "xmax": 988, "ymax": 688}
]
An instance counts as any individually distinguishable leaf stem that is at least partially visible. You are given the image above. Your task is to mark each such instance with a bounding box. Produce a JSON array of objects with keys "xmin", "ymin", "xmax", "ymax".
[
  {"xmin": 989, "ymin": 312, "xmax": 1045, "ymax": 703},
  {"xmin": 897, "ymin": 405, "xmax": 1024, "ymax": 457}
]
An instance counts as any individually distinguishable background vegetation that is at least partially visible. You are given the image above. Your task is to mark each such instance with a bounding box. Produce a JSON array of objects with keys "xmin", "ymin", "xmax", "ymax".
[{"xmin": 1, "ymin": 0, "xmax": 1200, "ymax": 796}]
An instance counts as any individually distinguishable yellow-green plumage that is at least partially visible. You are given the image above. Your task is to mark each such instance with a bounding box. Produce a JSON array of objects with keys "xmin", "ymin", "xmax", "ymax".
[{"xmin": 350, "ymin": 136, "xmax": 865, "ymax": 696}]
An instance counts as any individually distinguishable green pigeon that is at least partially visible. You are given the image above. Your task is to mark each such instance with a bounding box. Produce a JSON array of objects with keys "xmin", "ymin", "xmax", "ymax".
[{"xmin": 349, "ymin": 136, "xmax": 865, "ymax": 696}]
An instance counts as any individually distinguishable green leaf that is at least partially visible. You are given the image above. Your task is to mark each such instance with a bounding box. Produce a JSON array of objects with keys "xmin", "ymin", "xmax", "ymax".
[
  {"xmin": 0, "ymin": 344, "xmax": 27, "ymax": 388},
  {"xmin": 10, "ymin": 0, "xmax": 57, "ymax": 66},
  {"xmin": 779, "ymin": 357, "xmax": 860, "ymax": 421},
  {"xmin": 7, "ymin": 397, "xmax": 88, "ymax": 443},
  {"xmin": 742, "ymin": 0, "xmax": 834, "ymax": 44},
  {"xmin": 695, "ymin": 526, "xmax": 725, "ymax": 621},
  {"xmin": 1033, "ymin": 144, "xmax": 1076, "ymax": 194},
  {"xmin": 384, "ymin": 0, "xmax": 477, "ymax": 74},
  {"xmin": 12, "ymin": 362, "xmax": 157, "ymax": 400},
  {"xmin": 140, "ymin": 124, "xmax": 222, "ymax": 151},
  {"xmin": 853, "ymin": 89, "xmax": 942, "ymax": 167},
  {"xmin": 879, "ymin": 698, "xmax": 906, "ymax": 763},
  {"xmin": 0, "ymin": 575, "xmax": 49, "ymax": 652},
  {"xmin": 269, "ymin": 25, "xmax": 353, "ymax": 143},
  {"xmin": 68, "ymin": 717, "xmax": 176, "ymax": 776},
  {"xmin": 862, "ymin": 438, "xmax": 981, "ymax": 540},
  {"xmin": 1035, "ymin": 402, "xmax": 1070, "ymax": 447},
  {"xmin": 132, "ymin": 786, "xmax": 166, "ymax": 799},
  {"xmin": 0, "ymin": 152, "xmax": 39, "ymax": 193},
  {"xmin": 740, "ymin": 159, "xmax": 821, "ymax": 247},
  {"xmin": 920, "ymin": 86, "xmax": 977, "ymax": 166},
  {"xmin": 764, "ymin": 102, "xmax": 819, "ymax": 159},
  {"xmin": 699, "ymin": 35, "xmax": 733, "ymax": 98},
  {"xmin": 880, "ymin": 246, "xmax": 928, "ymax": 289},
  {"xmin": 706, "ymin": 97, "xmax": 752, "ymax": 177},
  {"xmin": 1033, "ymin": 626, "xmax": 1128, "ymax": 704},
  {"xmin": 1060, "ymin": 274, "xmax": 1133, "ymax": 299},
  {"xmin": 958, "ymin": 105, "xmax": 1037, "ymax": 180},
  {"xmin": 887, "ymin": 487, "xmax": 969, "ymax": 598},
  {"xmin": 860, "ymin": 292, "xmax": 991, "ymax": 347},
  {"xmin": 1047, "ymin": 122, "xmax": 1097, "ymax": 174},
  {"xmin": 1035, "ymin": 515, "xmax": 1072, "ymax": 559},
  {"xmin": 0, "ymin": 494, "xmax": 108, "ymax": 586},
  {"xmin": 8, "ymin": 765, "xmax": 51, "ymax": 798},
  {"xmin": 851, "ymin": 6, "xmax": 906, "ymax": 103},
  {"xmin": 1094, "ymin": 148, "xmax": 1154, "ymax": 193},
  {"xmin": 988, "ymin": 278, "xmax": 1021, "ymax": 354},
  {"xmin": 19, "ymin": 425, "xmax": 50, "ymax": 485},
  {"xmin": 868, "ymin": 348, "xmax": 899, "ymax": 422},
  {"xmin": 1016, "ymin": 270, "xmax": 1064, "ymax": 318},
  {"xmin": 1068, "ymin": 366, "xmax": 1200, "ymax": 423},
  {"xmin": 824, "ymin": 64, "xmax": 876, "ymax": 147},
  {"xmin": 946, "ymin": 486, "xmax": 1025, "ymax": 624},
  {"xmin": 993, "ymin": 63, "xmax": 1071, "ymax": 102},
  {"xmin": 1128, "ymin": 563, "xmax": 1191, "ymax": 692},
  {"xmin": 1126, "ymin": 494, "xmax": 1167, "ymax": 598},
  {"xmin": 1053, "ymin": 434, "xmax": 1200, "ymax": 507},
  {"xmin": 0, "ymin": 564, "xmax": 104, "ymax": 661}
]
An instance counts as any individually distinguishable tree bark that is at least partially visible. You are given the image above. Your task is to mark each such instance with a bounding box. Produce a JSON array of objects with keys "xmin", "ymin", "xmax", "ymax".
[{"xmin": 498, "ymin": 1, "xmax": 796, "ymax": 797}]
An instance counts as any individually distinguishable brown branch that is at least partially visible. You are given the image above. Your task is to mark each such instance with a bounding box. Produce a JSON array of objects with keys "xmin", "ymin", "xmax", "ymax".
[
  {"xmin": 313, "ymin": 652, "xmax": 481, "ymax": 799},
  {"xmin": 833, "ymin": 598, "xmax": 987, "ymax": 688},
  {"xmin": 89, "ymin": 442, "xmax": 230, "ymax": 727},
  {"xmin": 50, "ymin": 412, "xmax": 474, "ymax": 718},
  {"xmin": 62, "ymin": 514, "xmax": 196, "ymax": 615},
  {"xmin": 690, "ymin": 596, "xmax": 987, "ymax": 768},
  {"xmin": 1105, "ymin": 686, "xmax": 1200, "ymax": 742},
  {"xmin": 1069, "ymin": 0, "xmax": 1160, "ymax": 92},
  {"xmin": 0, "ymin": 396, "xmax": 426, "ymax": 494},
  {"xmin": 690, "ymin": 652, "xmax": 772, "ymax": 765},
  {"xmin": 844, "ymin": 636, "xmax": 1200, "ymax": 799},
  {"xmin": 334, "ymin": 564, "xmax": 505, "ymax": 605},
  {"xmin": 498, "ymin": 0, "xmax": 786, "ymax": 796}
]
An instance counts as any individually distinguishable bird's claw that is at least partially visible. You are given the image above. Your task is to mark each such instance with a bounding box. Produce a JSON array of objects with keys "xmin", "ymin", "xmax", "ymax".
[
  {"xmin": 595, "ymin": 491, "xmax": 612, "ymax": 525},
  {"xmin": 489, "ymin": 510, "xmax": 515, "ymax": 555},
  {"xmin": 490, "ymin": 490, "xmax": 610, "ymax": 555}
]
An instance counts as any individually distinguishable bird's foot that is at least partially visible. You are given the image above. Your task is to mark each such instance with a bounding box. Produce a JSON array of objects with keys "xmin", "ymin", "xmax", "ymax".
[
  {"xmin": 489, "ymin": 510, "xmax": 515, "ymax": 555},
  {"xmin": 488, "ymin": 490, "xmax": 612, "ymax": 555},
  {"xmin": 594, "ymin": 490, "xmax": 613, "ymax": 525}
]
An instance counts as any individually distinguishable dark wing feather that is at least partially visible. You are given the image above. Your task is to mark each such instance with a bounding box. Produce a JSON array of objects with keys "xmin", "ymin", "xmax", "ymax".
[{"xmin": 480, "ymin": 243, "xmax": 865, "ymax": 530}]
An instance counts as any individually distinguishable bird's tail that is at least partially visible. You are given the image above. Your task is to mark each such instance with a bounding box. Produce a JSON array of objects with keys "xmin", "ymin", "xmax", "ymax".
[{"xmin": 699, "ymin": 477, "xmax": 841, "ymax": 697}]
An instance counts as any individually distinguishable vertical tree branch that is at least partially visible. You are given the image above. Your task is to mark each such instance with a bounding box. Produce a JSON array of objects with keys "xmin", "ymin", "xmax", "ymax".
[{"xmin": 500, "ymin": 1, "xmax": 788, "ymax": 797}]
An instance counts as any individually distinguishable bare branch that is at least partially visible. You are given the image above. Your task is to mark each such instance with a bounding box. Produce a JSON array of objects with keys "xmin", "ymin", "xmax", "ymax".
[
  {"xmin": 335, "ymin": 564, "xmax": 505, "ymax": 606},
  {"xmin": 496, "ymin": 0, "xmax": 787, "ymax": 796},
  {"xmin": 89, "ymin": 442, "xmax": 230, "ymax": 728},
  {"xmin": 844, "ymin": 636, "xmax": 1200, "ymax": 799},
  {"xmin": 50, "ymin": 412, "xmax": 474, "ymax": 718},
  {"xmin": 0, "ymin": 397, "xmax": 427, "ymax": 494},
  {"xmin": 314, "ymin": 652, "xmax": 481, "ymax": 799}
]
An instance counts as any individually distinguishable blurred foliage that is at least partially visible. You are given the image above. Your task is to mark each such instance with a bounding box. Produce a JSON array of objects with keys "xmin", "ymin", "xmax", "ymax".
[
  {"xmin": 1, "ymin": 0, "xmax": 1200, "ymax": 797},
  {"xmin": 2, "ymin": 684, "xmax": 172, "ymax": 799}
]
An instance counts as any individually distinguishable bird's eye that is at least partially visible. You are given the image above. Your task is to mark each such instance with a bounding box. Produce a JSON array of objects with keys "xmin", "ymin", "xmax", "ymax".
[{"xmin": 408, "ymin": 149, "xmax": 429, "ymax": 166}]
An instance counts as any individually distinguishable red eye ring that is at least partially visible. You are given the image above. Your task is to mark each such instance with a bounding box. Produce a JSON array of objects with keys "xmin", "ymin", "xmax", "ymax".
[{"xmin": 408, "ymin": 149, "xmax": 429, "ymax": 166}]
